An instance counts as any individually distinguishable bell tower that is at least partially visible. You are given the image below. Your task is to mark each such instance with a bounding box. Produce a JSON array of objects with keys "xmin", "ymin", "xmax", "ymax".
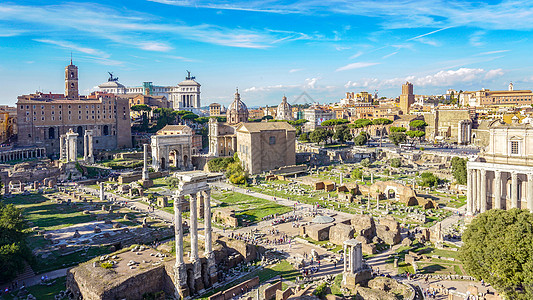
[{"xmin": 65, "ymin": 58, "xmax": 79, "ymax": 99}]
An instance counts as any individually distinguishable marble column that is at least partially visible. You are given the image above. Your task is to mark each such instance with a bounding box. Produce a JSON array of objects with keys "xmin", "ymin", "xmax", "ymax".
[
  {"xmin": 467, "ymin": 168, "xmax": 473, "ymax": 215},
  {"xmin": 494, "ymin": 171, "xmax": 502, "ymax": 210},
  {"xmin": 480, "ymin": 169, "xmax": 487, "ymax": 213},
  {"xmin": 173, "ymin": 194, "xmax": 187, "ymax": 297},
  {"xmin": 189, "ymin": 193, "xmax": 201, "ymax": 282},
  {"xmin": 142, "ymin": 144, "xmax": 149, "ymax": 181},
  {"xmin": 511, "ymin": 172, "xmax": 518, "ymax": 209},
  {"xmin": 528, "ymin": 174, "xmax": 533, "ymax": 212},
  {"xmin": 343, "ymin": 244, "xmax": 347, "ymax": 272},
  {"xmin": 203, "ymin": 190, "xmax": 216, "ymax": 282}
]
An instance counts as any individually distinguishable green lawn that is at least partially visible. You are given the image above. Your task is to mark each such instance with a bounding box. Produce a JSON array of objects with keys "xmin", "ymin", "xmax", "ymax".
[
  {"xmin": 2, "ymin": 277, "xmax": 67, "ymax": 300},
  {"xmin": 212, "ymin": 191, "xmax": 292, "ymax": 226},
  {"xmin": 4, "ymin": 193, "xmax": 100, "ymax": 231}
]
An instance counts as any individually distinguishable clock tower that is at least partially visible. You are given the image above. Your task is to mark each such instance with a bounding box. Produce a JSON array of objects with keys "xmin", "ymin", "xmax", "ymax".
[{"xmin": 65, "ymin": 59, "xmax": 79, "ymax": 99}]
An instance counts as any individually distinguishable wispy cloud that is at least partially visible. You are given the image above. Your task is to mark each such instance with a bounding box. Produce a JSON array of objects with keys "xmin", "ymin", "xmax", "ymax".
[
  {"xmin": 350, "ymin": 51, "xmax": 364, "ymax": 59},
  {"xmin": 478, "ymin": 50, "xmax": 510, "ymax": 56},
  {"xmin": 469, "ymin": 31, "xmax": 486, "ymax": 47},
  {"xmin": 34, "ymin": 39, "xmax": 110, "ymax": 58},
  {"xmin": 336, "ymin": 62, "xmax": 380, "ymax": 72},
  {"xmin": 406, "ymin": 26, "xmax": 453, "ymax": 41},
  {"xmin": 0, "ymin": 3, "xmax": 315, "ymax": 50},
  {"xmin": 166, "ymin": 55, "xmax": 197, "ymax": 62},
  {"xmin": 382, "ymin": 51, "xmax": 398, "ymax": 59},
  {"xmin": 150, "ymin": 1, "xmax": 533, "ymax": 30},
  {"xmin": 289, "ymin": 68, "xmax": 304, "ymax": 73}
]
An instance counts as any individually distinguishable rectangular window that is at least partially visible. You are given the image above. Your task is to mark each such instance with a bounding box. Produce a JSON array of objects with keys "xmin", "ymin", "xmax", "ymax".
[
  {"xmin": 269, "ymin": 136, "xmax": 276, "ymax": 145},
  {"xmin": 511, "ymin": 141, "xmax": 519, "ymax": 154}
]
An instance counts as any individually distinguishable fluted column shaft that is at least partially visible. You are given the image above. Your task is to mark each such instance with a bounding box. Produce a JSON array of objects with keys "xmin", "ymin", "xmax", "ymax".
[
  {"xmin": 190, "ymin": 194, "xmax": 199, "ymax": 262},
  {"xmin": 467, "ymin": 168, "xmax": 473, "ymax": 215},
  {"xmin": 494, "ymin": 171, "xmax": 502, "ymax": 209},
  {"xmin": 175, "ymin": 195, "xmax": 184, "ymax": 266},
  {"xmin": 203, "ymin": 190, "xmax": 213, "ymax": 255},
  {"xmin": 528, "ymin": 174, "xmax": 533, "ymax": 212},
  {"xmin": 480, "ymin": 169, "xmax": 487, "ymax": 213},
  {"xmin": 511, "ymin": 172, "xmax": 518, "ymax": 208}
]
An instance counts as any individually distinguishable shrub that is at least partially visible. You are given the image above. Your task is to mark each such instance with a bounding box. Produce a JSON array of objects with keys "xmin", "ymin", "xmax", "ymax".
[{"xmin": 101, "ymin": 262, "xmax": 113, "ymax": 269}]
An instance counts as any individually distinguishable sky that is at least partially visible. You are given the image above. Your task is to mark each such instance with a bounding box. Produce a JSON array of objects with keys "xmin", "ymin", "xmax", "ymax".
[{"xmin": 1, "ymin": 0, "xmax": 533, "ymax": 107}]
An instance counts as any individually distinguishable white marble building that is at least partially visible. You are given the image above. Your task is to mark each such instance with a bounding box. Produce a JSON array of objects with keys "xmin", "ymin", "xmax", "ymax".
[
  {"xmin": 97, "ymin": 72, "xmax": 201, "ymax": 112},
  {"xmin": 467, "ymin": 120, "xmax": 533, "ymax": 215}
]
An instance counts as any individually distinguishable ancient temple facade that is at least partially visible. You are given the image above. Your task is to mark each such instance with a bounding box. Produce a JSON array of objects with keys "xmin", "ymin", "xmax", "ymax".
[{"xmin": 467, "ymin": 120, "xmax": 533, "ymax": 215}]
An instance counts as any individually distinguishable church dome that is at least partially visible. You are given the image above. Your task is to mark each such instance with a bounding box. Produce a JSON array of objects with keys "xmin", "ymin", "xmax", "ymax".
[
  {"xmin": 276, "ymin": 95, "xmax": 293, "ymax": 120},
  {"xmin": 226, "ymin": 89, "xmax": 249, "ymax": 125},
  {"xmin": 228, "ymin": 90, "xmax": 248, "ymax": 112}
]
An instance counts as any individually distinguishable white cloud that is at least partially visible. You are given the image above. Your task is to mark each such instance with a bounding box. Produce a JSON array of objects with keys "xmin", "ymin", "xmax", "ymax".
[
  {"xmin": 469, "ymin": 31, "xmax": 485, "ymax": 47},
  {"xmin": 349, "ymin": 51, "xmax": 363, "ymax": 59},
  {"xmin": 34, "ymin": 39, "xmax": 110, "ymax": 58},
  {"xmin": 485, "ymin": 68, "xmax": 504, "ymax": 79},
  {"xmin": 345, "ymin": 67, "xmax": 505, "ymax": 89},
  {"xmin": 289, "ymin": 68, "xmax": 303, "ymax": 73},
  {"xmin": 150, "ymin": 0, "xmax": 533, "ymax": 30},
  {"xmin": 336, "ymin": 62, "xmax": 380, "ymax": 72},
  {"xmin": 478, "ymin": 50, "xmax": 510, "ymax": 56},
  {"xmin": 0, "ymin": 3, "xmax": 316, "ymax": 50},
  {"xmin": 382, "ymin": 51, "xmax": 398, "ymax": 59}
]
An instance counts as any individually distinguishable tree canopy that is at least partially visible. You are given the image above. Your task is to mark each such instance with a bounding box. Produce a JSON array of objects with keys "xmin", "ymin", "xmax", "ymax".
[
  {"xmin": 418, "ymin": 171, "xmax": 442, "ymax": 187},
  {"xmin": 350, "ymin": 118, "xmax": 372, "ymax": 129},
  {"xmin": 389, "ymin": 126, "xmax": 407, "ymax": 133},
  {"xmin": 353, "ymin": 132, "xmax": 368, "ymax": 146},
  {"xmin": 153, "ymin": 108, "xmax": 178, "ymax": 130},
  {"xmin": 0, "ymin": 201, "xmax": 31, "ymax": 281},
  {"xmin": 321, "ymin": 119, "xmax": 349, "ymax": 126},
  {"xmin": 460, "ymin": 209, "xmax": 533, "ymax": 300},
  {"xmin": 406, "ymin": 130, "xmax": 425, "ymax": 141},
  {"xmin": 131, "ymin": 104, "xmax": 152, "ymax": 112},
  {"xmin": 389, "ymin": 132, "xmax": 407, "ymax": 146},
  {"xmin": 451, "ymin": 157, "xmax": 467, "ymax": 185},
  {"xmin": 409, "ymin": 120, "xmax": 428, "ymax": 130},
  {"xmin": 309, "ymin": 128, "xmax": 332, "ymax": 145},
  {"xmin": 372, "ymin": 118, "xmax": 393, "ymax": 126},
  {"xmin": 333, "ymin": 125, "xmax": 352, "ymax": 144}
]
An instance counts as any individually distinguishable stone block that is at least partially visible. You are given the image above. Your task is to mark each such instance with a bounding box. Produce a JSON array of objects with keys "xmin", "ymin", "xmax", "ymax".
[
  {"xmin": 351, "ymin": 214, "xmax": 376, "ymax": 240},
  {"xmin": 329, "ymin": 223, "xmax": 354, "ymax": 245}
]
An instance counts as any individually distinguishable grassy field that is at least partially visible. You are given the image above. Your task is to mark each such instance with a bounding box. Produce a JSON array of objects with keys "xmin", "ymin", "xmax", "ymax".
[
  {"xmin": 2, "ymin": 277, "xmax": 67, "ymax": 300},
  {"xmin": 212, "ymin": 191, "xmax": 292, "ymax": 226},
  {"xmin": 4, "ymin": 193, "xmax": 100, "ymax": 231}
]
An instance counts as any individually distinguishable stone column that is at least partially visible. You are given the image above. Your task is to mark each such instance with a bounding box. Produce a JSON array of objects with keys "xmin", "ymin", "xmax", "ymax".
[
  {"xmin": 142, "ymin": 144, "xmax": 149, "ymax": 181},
  {"xmin": 173, "ymin": 193, "xmax": 188, "ymax": 298},
  {"xmin": 203, "ymin": 189, "xmax": 216, "ymax": 283},
  {"xmin": 84, "ymin": 132, "xmax": 89, "ymax": 161},
  {"xmin": 494, "ymin": 171, "xmax": 502, "ymax": 210},
  {"xmin": 467, "ymin": 168, "xmax": 473, "ymax": 215},
  {"xmin": 476, "ymin": 169, "xmax": 481, "ymax": 213},
  {"xmin": 528, "ymin": 174, "xmax": 533, "ymax": 212},
  {"xmin": 343, "ymin": 244, "xmax": 347, "ymax": 272},
  {"xmin": 99, "ymin": 182, "xmax": 105, "ymax": 201},
  {"xmin": 189, "ymin": 193, "xmax": 202, "ymax": 289},
  {"xmin": 59, "ymin": 136, "xmax": 66, "ymax": 160},
  {"xmin": 480, "ymin": 169, "xmax": 487, "ymax": 213},
  {"xmin": 511, "ymin": 172, "xmax": 518, "ymax": 209}
]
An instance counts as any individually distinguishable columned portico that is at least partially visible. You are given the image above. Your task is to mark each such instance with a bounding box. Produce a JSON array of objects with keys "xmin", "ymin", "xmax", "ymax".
[{"xmin": 467, "ymin": 161, "xmax": 533, "ymax": 215}]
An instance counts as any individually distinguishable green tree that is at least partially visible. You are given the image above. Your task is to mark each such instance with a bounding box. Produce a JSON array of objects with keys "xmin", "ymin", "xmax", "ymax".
[
  {"xmin": 406, "ymin": 130, "xmax": 425, "ymax": 143},
  {"xmin": 309, "ymin": 128, "xmax": 329, "ymax": 145},
  {"xmin": 372, "ymin": 118, "xmax": 393, "ymax": 146},
  {"xmin": 389, "ymin": 126, "xmax": 407, "ymax": 133},
  {"xmin": 131, "ymin": 104, "xmax": 152, "ymax": 112},
  {"xmin": 321, "ymin": 119, "xmax": 349, "ymax": 126},
  {"xmin": 153, "ymin": 108, "xmax": 178, "ymax": 130},
  {"xmin": 390, "ymin": 158, "xmax": 401, "ymax": 168},
  {"xmin": 226, "ymin": 155, "xmax": 247, "ymax": 185},
  {"xmin": 451, "ymin": 157, "xmax": 467, "ymax": 185},
  {"xmin": 409, "ymin": 120, "xmax": 428, "ymax": 130},
  {"xmin": 298, "ymin": 132, "xmax": 309, "ymax": 142},
  {"xmin": 419, "ymin": 172, "xmax": 441, "ymax": 188},
  {"xmin": 333, "ymin": 125, "xmax": 352, "ymax": 144},
  {"xmin": 351, "ymin": 168, "xmax": 363, "ymax": 180},
  {"xmin": 166, "ymin": 177, "xmax": 179, "ymax": 189},
  {"xmin": 0, "ymin": 202, "xmax": 30, "ymax": 281},
  {"xmin": 389, "ymin": 132, "xmax": 407, "ymax": 146},
  {"xmin": 353, "ymin": 132, "xmax": 368, "ymax": 146},
  {"xmin": 360, "ymin": 158, "xmax": 372, "ymax": 168},
  {"xmin": 460, "ymin": 209, "xmax": 533, "ymax": 300},
  {"xmin": 207, "ymin": 157, "xmax": 235, "ymax": 172}
]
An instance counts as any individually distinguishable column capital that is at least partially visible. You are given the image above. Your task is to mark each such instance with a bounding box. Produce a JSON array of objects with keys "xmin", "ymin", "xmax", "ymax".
[
  {"xmin": 467, "ymin": 168, "xmax": 474, "ymax": 174},
  {"xmin": 481, "ymin": 169, "xmax": 487, "ymax": 175}
]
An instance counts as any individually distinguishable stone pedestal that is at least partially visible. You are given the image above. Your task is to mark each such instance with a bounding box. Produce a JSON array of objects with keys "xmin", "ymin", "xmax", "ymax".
[{"xmin": 140, "ymin": 179, "xmax": 154, "ymax": 188}]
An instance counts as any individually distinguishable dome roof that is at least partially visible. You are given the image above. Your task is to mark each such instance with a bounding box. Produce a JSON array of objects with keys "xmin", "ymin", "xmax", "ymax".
[
  {"xmin": 228, "ymin": 89, "xmax": 248, "ymax": 112},
  {"xmin": 277, "ymin": 96, "xmax": 291, "ymax": 110}
]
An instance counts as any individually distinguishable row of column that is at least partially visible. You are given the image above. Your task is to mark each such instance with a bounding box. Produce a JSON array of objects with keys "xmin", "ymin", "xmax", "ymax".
[
  {"xmin": 0, "ymin": 148, "xmax": 45, "ymax": 162},
  {"xmin": 174, "ymin": 189, "xmax": 215, "ymax": 297},
  {"xmin": 467, "ymin": 168, "xmax": 533, "ymax": 215}
]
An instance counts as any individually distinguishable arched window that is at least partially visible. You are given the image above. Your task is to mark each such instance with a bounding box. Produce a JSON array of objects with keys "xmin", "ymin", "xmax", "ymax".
[
  {"xmin": 103, "ymin": 125, "xmax": 109, "ymax": 136},
  {"xmin": 48, "ymin": 127, "xmax": 55, "ymax": 139}
]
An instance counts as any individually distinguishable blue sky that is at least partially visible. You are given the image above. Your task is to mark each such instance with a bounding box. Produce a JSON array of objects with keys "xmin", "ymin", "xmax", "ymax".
[{"xmin": 1, "ymin": 0, "xmax": 533, "ymax": 107}]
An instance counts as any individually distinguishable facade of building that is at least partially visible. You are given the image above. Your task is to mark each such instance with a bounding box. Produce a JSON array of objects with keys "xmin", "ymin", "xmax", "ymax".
[
  {"xmin": 17, "ymin": 62, "xmax": 132, "ymax": 157},
  {"xmin": 467, "ymin": 121, "xmax": 533, "ymax": 215},
  {"xmin": 276, "ymin": 96, "xmax": 293, "ymax": 120},
  {"xmin": 97, "ymin": 72, "xmax": 201, "ymax": 111},
  {"xmin": 209, "ymin": 103, "xmax": 223, "ymax": 116},
  {"xmin": 0, "ymin": 106, "xmax": 17, "ymax": 144},
  {"xmin": 399, "ymin": 82, "xmax": 415, "ymax": 114},
  {"xmin": 303, "ymin": 107, "xmax": 335, "ymax": 131},
  {"xmin": 340, "ymin": 92, "xmax": 373, "ymax": 105},
  {"xmin": 423, "ymin": 108, "xmax": 475, "ymax": 144},
  {"xmin": 151, "ymin": 125, "xmax": 194, "ymax": 171},
  {"xmin": 236, "ymin": 122, "xmax": 296, "ymax": 175},
  {"xmin": 460, "ymin": 83, "xmax": 533, "ymax": 107}
]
